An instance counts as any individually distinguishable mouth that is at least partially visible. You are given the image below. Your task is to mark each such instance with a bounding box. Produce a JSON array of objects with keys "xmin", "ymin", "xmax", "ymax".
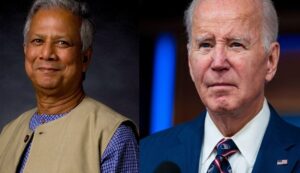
[
  {"xmin": 37, "ymin": 67, "xmax": 60, "ymax": 72},
  {"xmin": 208, "ymin": 83, "xmax": 237, "ymax": 88}
]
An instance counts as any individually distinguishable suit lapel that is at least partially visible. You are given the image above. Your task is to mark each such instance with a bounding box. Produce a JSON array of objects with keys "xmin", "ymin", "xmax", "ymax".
[
  {"xmin": 252, "ymin": 105, "xmax": 298, "ymax": 173},
  {"xmin": 163, "ymin": 105, "xmax": 299, "ymax": 173}
]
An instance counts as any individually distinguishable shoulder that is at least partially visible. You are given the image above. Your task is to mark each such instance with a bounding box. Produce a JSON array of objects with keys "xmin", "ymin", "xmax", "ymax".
[
  {"xmin": 140, "ymin": 122, "xmax": 190, "ymax": 148},
  {"xmin": 255, "ymin": 106, "xmax": 300, "ymax": 171},
  {"xmin": 141, "ymin": 114, "xmax": 204, "ymax": 148},
  {"xmin": 76, "ymin": 97, "xmax": 138, "ymax": 154},
  {"xmin": 266, "ymin": 105, "xmax": 300, "ymax": 156},
  {"xmin": 0, "ymin": 108, "xmax": 35, "ymax": 135},
  {"xmin": 0, "ymin": 108, "xmax": 35, "ymax": 154},
  {"xmin": 279, "ymin": 120, "xmax": 300, "ymax": 147},
  {"xmin": 280, "ymin": 120, "xmax": 300, "ymax": 138},
  {"xmin": 81, "ymin": 97, "xmax": 127, "ymax": 119},
  {"xmin": 101, "ymin": 124, "xmax": 139, "ymax": 172},
  {"xmin": 269, "ymin": 105, "xmax": 300, "ymax": 141},
  {"xmin": 277, "ymin": 119, "xmax": 300, "ymax": 150},
  {"xmin": 112, "ymin": 124, "xmax": 138, "ymax": 143},
  {"xmin": 103, "ymin": 124, "xmax": 138, "ymax": 157},
  {"xmin": 74, "ymin": 97, "xmax": 132, "ymax": 126},
  {"xmin": 140, "ymin": 115, "xmax": 205, "ymax": 173},
  {"xmin": 82, "ymin": 96, "xmax": 137, "ymax": 131}
]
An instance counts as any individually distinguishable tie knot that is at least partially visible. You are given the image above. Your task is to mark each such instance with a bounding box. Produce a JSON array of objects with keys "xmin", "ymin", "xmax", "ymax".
[{"xmin": 216, "ymin": 138, "xmax": 238, "ymax": 158}]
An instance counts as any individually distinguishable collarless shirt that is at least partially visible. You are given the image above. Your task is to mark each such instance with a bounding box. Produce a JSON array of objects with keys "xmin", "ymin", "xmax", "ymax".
[
  {"xmin": 18, "ymin": 112, "xmax": 138, "ymax": 173},
  {"xmin": 199, "ymin": 99, "xmax": 270, "ymax": 173}
]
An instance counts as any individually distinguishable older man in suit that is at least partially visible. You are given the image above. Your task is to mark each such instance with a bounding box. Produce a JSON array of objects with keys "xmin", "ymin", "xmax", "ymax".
[{"xmin": 140, "ymin": 0, "xmax": 300, "ymax": 172}]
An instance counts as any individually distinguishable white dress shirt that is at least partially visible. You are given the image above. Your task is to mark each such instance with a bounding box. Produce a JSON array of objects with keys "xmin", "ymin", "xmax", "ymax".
[{"xmin": 199, "ymin": 99, "xmax": 270, "ymax": 173}]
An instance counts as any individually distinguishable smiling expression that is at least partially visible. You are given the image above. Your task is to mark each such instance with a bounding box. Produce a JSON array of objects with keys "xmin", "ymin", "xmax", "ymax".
[{"xmin": 24, "ymin": 8, "xmax": 90, "ymax": 95}]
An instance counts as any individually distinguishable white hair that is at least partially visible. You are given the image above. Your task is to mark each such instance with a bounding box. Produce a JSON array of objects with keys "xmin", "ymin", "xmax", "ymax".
[
  {"xmin": 184, "ymin": 0, "xmax": 278, "ymax": 51},
  {"xmin": 23, "ymin": 0, "xmax": 95, "ymax": 52}
]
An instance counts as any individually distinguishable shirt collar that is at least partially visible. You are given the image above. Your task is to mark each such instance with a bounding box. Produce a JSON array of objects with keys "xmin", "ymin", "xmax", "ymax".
[
  {"xmin": 29, "ymin": 112, "xmax": 67, "ymax": 131},
  {"xmin": 201, "ymin": 111, "xmax": 224, "ymax": 164},
  {"xmin": 201, "ymin": 98, "xmax": 270, "ymax": 167}
]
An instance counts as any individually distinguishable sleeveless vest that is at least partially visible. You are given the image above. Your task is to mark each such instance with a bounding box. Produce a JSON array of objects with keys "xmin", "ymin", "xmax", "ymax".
[{"xmin": 0, "ymin": 97, "xmax": 134, "ymax": 173}]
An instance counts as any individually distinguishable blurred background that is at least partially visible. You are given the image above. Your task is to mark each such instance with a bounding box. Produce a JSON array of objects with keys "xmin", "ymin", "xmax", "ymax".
[
  {"xmin": 0, "ymin": 0, "xmax": 139, "ymax": 130},
  {"xmin": 140, "ymin": 0, "xmax": 300, "ymax": 137},
  {"xmin": 1, "ymin": 0, "xmax": 299, "ymax": 139}
]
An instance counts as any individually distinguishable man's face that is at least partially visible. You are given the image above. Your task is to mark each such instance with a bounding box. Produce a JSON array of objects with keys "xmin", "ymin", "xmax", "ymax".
[
  {"xmin": 24, "ymin": 8, "xmax": 90, "ymax": 95},
  {"xmin": 188, "ymin": 0, "xmax": 279, "ymax": 116}
]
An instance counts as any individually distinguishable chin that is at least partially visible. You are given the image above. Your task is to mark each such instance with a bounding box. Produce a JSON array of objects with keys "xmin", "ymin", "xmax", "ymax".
[
  {"xmin": 37, "ymin": 85, "xmax": 57, "ymax": 91},
  {"xmin": 34, "ymin": 80, "xmax": 59, "ymax": 90},
  {"xmin": 206, "ymin": 98, "xmax": 238, "ymax": 114}
]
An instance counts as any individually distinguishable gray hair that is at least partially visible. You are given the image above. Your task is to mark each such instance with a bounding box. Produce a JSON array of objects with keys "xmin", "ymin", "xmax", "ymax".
[
  {"xmin": 23, "ymin": 0, "xmax": 95, "ymax": 52},
  {"xmin": 184, "ymin": 0, "xmax": 278, "ymax": 51}
]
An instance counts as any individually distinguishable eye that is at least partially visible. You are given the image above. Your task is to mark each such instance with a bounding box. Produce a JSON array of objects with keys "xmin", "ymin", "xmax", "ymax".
[
  {"xmin": 195, "ymin": 41, "xmax": 214, "ymax": 51},
  {"xmin": 229, "ymin": 42, "xmax": 244, "ymax": 48},
  {"xmin": 199, "ymin": 42, "xmax": 213, "ymax": 49},
  {"xmin": 194, "ymin": 42, "xmax": 214, "ymax": 54},
  {"xmin": 56, "ymin": 40, "xmax": 70, "ymax": 48},
  {"xmin": 31, "ymin": 39, "xmax": 43, "ymax": 46}
]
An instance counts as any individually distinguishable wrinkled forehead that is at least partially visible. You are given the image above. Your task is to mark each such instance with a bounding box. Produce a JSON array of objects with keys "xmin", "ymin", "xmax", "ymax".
[
  {"xmin": 194, "ymin": 0, "xmax": 262, "ymax": 26},
  {"xmin": 196, "ymin": 0, "xmax": 261, "ymax": 15},
  {"xmin": 192, "ymin": 0, "xmax": 263, "ymax": 36}
]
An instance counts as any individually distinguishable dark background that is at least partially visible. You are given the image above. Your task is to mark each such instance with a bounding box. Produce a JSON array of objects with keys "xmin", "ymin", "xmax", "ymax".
[
  {"xmin": 140, "ymin": 0, "xmax": 300, "ymax": 137},
  {"xmin": 0, "ymin": 0, "xmax": 139, "ymax": 130},
  {"xmin": 1, "ymin": 0, "xmax": 299, "ymax": 137}
]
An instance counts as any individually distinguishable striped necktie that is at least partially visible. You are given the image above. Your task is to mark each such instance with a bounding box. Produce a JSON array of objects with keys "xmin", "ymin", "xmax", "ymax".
[{"xmin": 207, "ymin": 138, "xmax": 239, "ymax": 173}]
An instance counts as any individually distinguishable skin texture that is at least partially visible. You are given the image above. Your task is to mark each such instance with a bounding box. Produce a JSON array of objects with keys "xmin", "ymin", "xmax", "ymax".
[
  {"xmin": 24, "ymin": 8, "xmax": 92, "ymax": 114},
  {"xmin": 188, "ymin": 0, "xmax": 280, "ymax": 136}
]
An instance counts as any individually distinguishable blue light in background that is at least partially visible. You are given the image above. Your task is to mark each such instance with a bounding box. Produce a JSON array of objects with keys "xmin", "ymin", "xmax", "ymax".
[
  {"xmin": 278, "ymin": 35, "xmax": 300, "ymax": 54},
  {"xmin": 148, "ymin": 34, "xmax": 300, "ymax": 134},
  {"xmin": 277, "ymin": 35, "xmax": 300, "ymax": 127},
  {"xmin": 150, "ymin": 33, "xmax": 176, "ymax": 134}
]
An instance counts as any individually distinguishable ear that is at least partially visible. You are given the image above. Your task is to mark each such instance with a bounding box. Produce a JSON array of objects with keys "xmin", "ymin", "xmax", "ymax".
[
  {"xmin": 23, "ymin": 43, "xmax": 27, "ymax": 55},
  {"xmin": 188, "ymin": 59, "xmax": 195, "ymax": 82},
  {"xmin": 265, "ymin": 42, "xmax": 280, "ymax": 82},
  {"xmin": 82, "ymin": 48, "xmax": 92, "ymax": 72},
  {"xmin": 187, "ymin": 44, "xmax": 195, "ymax": 82}
]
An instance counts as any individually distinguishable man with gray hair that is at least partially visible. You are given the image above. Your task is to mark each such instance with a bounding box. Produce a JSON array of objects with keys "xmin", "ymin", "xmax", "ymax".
[
  {"xmin": 0, "ymin": 0, "xmax": 138, "ymax": 173},
  {"xmin": 140, "ymin": 0, "xmax": 300, "ymax": 172}
]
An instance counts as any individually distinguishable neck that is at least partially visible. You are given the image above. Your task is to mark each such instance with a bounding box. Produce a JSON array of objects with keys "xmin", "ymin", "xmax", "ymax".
[
  {"xmin": 209, "ymin": 98, "xmax": 264, "ymax": 137},
  {"xmin": 36, "ymin": 87, "xmax": 85, "ymax": 115}
]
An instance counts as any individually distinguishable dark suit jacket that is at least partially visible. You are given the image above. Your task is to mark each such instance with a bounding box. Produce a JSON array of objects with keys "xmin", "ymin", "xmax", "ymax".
[{"xmin": 140, "ymin": 105, "xmax": 300, "ymax": 173}]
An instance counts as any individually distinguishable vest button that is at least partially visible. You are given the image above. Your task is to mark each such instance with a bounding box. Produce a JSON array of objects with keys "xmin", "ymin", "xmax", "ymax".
[
  {"xmin": 24, "ymin": 135, "xmax": 29, "ymax": 143},
  {"xmin": 41, "ymin": 119, "xmax": 46, "ymax": 124}
]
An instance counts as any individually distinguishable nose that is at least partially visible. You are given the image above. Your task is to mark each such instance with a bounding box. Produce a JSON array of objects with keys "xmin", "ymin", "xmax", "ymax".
[
  {"xmin": 40, "ymin": 43, "xmax": 58, "ymax": 61},
  {"xmin": 211, "ymin": 45, "xmax": 230, "ymax": 72}
]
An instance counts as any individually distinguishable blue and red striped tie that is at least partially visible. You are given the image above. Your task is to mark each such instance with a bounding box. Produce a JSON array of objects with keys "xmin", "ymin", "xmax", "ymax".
[{"xmin": 207, "ymin": 138, "xmax": 239, "ymax": 173}]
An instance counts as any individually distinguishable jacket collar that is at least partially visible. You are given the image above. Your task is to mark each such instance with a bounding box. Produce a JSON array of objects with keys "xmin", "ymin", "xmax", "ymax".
[
  {"xmin": 252, "ymin": 104, "xmax": 300, "ymax": 173},
  {"xmin": 175, "ymin": 104, "xmax": 300, "ymax": 173}
]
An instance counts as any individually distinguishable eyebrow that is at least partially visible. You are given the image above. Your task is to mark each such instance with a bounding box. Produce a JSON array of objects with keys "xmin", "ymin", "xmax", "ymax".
[
  {"xmin": 194, "ymin": 34, "xmax": 215, "ymax": 43},
  {"xmin": 226, "ymin": 37, "xmax": 250, "ymax": 44},
  {"xmin": 194, "ymin": 35, "xmax": 251, "ymax": 45},
  {"xmin": 29, "ymin": 34, "xmax": 74, "ymax": 41}
]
